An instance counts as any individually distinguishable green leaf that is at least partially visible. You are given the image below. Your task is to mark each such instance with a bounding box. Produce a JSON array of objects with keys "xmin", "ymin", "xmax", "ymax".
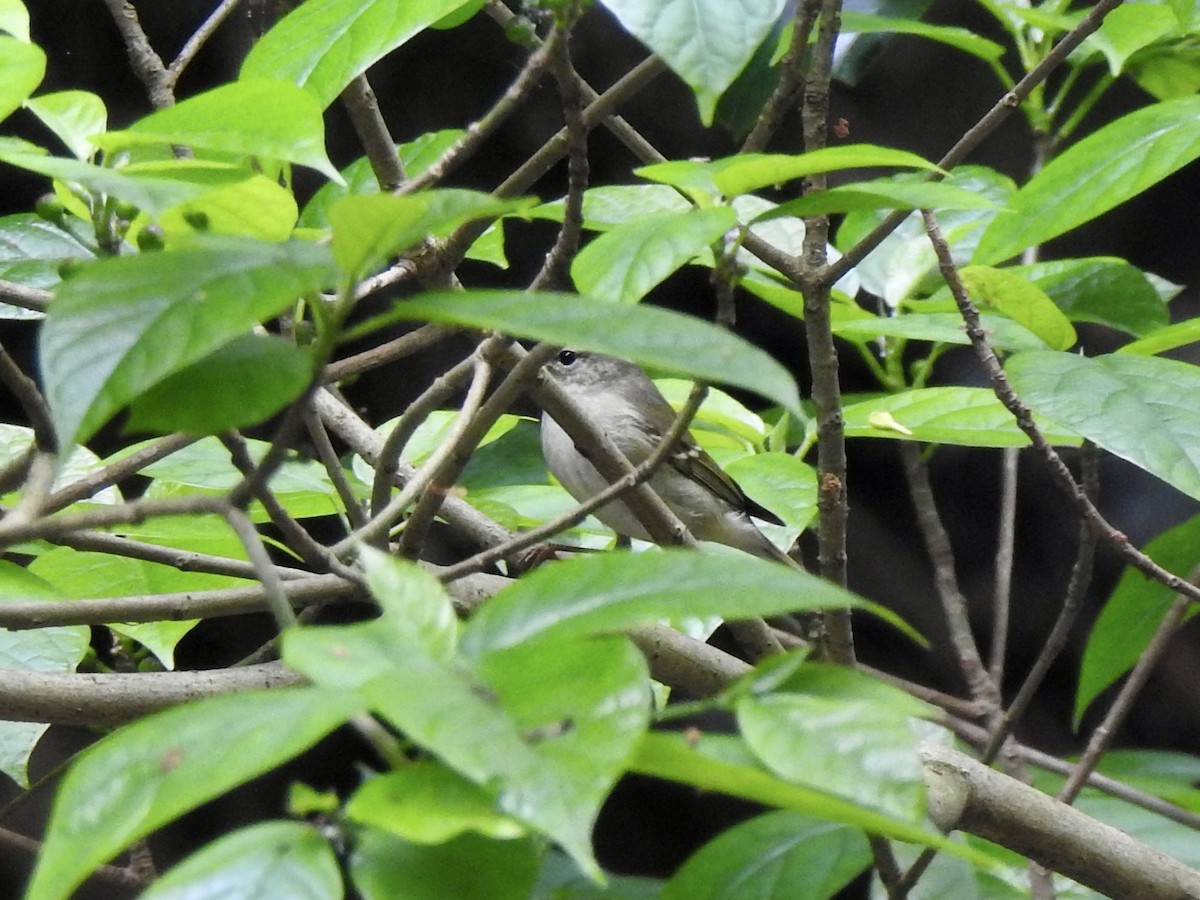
[
  {"xmin": 1006, "ymin": 351, "xmax": 1200, "ymax": 503},
  {"xmin": 843, "ymin": 387, "xmax": 1082, "ymax": 448},
  {"xmin": 1010, "ymin": 257, "xmax": 1170, "ymax": 338},
  {"xmin": 840, "ymin": 11, "xmax": 1005, "ymax": 62},
  {"xmin": 1075, "ymin": 514, "xmax": 1200, "ymax": 726},
  {"xmin": 330, "ymin": 190, "xmax": 530, "ymax": 280},
  {"xmin": 349, "ymin": 827, "xmax": 539, "ymax": 900},
  {"xmin": 974, "ymin": 96, "xmax": 1200, "ymax": 265},
  {"xmin": 137, "ymin": 436, "xmax": 345, "ymax": 521},
  {"xmin": 832, "ymin": 311, "xmax": 1049, "ymax": 353},
  {"xmin": 637, "ymin": 145, "xmax": 941, "ymax": 197},
  {"xmin": 1085, "ymin": 3, "xmax": 1177, "ymax": 76},
  {"xmin": 600, "ymin": 0, "xmax": 788, "ymax": 124},
  {"xmin": 150, "ymin": 170, "xmax": 300, "ymax": 243},
  {"xmin": 1094, "ymin": 750, "xmax": 1200, "ymax": 813},
  {"xmin": 959, "ymin": 265, "xmax": 1077, "ymax": 351},
  {"xmin": 477, "ymin": 636, "xmax": 651, "ymax": 878},
  {"xmin": 837, "ymin": 166, "xmax": 1015, "ymax": 306},
  {"xmin": 286, "ymin": 616, "xmax": 647, "ymax": 877},
  {"xmin": 377, "ymin": 289, "xmax": 803, "ymax": 417},
  {"xmin": 570, "ymin": 207, "xmax": 737, "ymax": 304},
  {"xmin": 26, "ymin": 688, "xmax": 361, "ymax": 900},
  {"xmin": 460, "ymin": 548, "xmax": 913, "ymax": 658},
  {"xmin": 0, "ymin": 0, "xmax": 29, "ymax": 40},
  {"xmin": 1119, "ymin": 318, "xmax": 1200, "ymax": 357},
  {"xmin": 725, "ymin": 453, "xmax": 818, "ymax": 532},
  {"xmin": 346, "ymin": 763, "xmax": 525, "ymax": 842},
  {"xmin": 141, "ymin": 821, "xmax": 342, "ymax": 900},
  {"xmin": 737, "ymin": 667, "xmax": 929, "ymax": 822},
  {"xmin": 0, "ymin": 35, "xmax": 43, "ymax": 123},
  {"xmin": 298, "ymin": 129, "xmax": 465, "ymax": 228},
  {"xmin": 664, "ymin": 811, "xmax": 871, "ymax": 900},
  {"xmin": 0, "ymin": 146, "xmax": 258, "ymax": 220},
  {"xmin": 95, "ymin": 80, "xmax": 340, "ymax": 182},
  {"xmin": 28, "ymin": 540, "xmax": 248, "ymax": 668},
  {"xmin": 39, "ymin": 236, "xmax": 336, "ymax": 447},
  {"xmin": 24, "ymin": 90, "xmax": 106, "ymax": 160},
  {"xmin": 760, "ymin": 179, "xmax": 996, "ymax": 218},
  {"xmin": 631, "ymin": 732, "xmax": 983, "ymax": 859},
  {"xmin": 358, "ymin": 547, "xmax": 458, "ymax": 662},
  {"xmin": 0, "ymin": 561, "xmax": 86, "ymax": 788},
  {"xmin": 530, "ymin": 183, "xmax": 692, "ymax": 231},
  {"xmin": 0, "ymin": 212, "xmax": 94, "ymax": 316},
  {"xmin": 126, "ymin": 334, "xmax": 313, "ymax": 436},
  {"xmin": 241, "ymin": 0, "xmax": 473, "ymax": 110}
]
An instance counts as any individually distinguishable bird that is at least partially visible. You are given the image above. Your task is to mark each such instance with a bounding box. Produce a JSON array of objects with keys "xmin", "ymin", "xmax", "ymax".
[{"xmin": 539, "ymin": 349, "xmax": 795, "ymax": 566}]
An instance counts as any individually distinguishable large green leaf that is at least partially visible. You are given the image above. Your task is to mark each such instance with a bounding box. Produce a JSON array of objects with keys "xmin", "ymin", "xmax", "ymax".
[
  {"xmin": 94, "ymin": 80, "xmax": 339, "ymax": 182},
  {"xmin": 839, "ymin": 11, "xmax": 1004, "ymax": 62},
  {"xmin": 959, "ymin": 266, "xmax": 1077, "ymax": 351},
  {"xmin": 23, "ymin": 90, "xmax": 106, "ymax": 160},
  {"xmin": 26, "ymin": 688, "xmax": 360, "ymax": 900},
  {"xmin": 0, "ymin": 212, "xmax": 93, "ymax": 317},
  {"xmin": 241, "ymin": 0, "xmax": 472, "ymax": 110},
  {"xmin": 0, "ymin": 144, "xmax": 222, "ymax": 216},
  {"xmin": 0, "ymin": 562, "xmax": 86, "ymax": 788},
  {"xmin": 638, "ymin": 145, "xmax": 940, "ymax": 198},
  {"xmin": 0, "ymin": 34, "xmax": 43, "ymax": 123},
  {"xmin": 975, "ymin": 96, "xmax": 1200, "ymax": 264},
  {"xmin": 1005, "ymin": 351, "xmax": 1200, "ymax": 502},
  {"xmin": 141, "ymin": 821, "xmax": 343, "ymax": 900},
  {"xmin": 39, "ymin": 236, "xmax": 336, "ymax": 447},
  {"xmin": 570, "ymin": 207, "xmax": 737, "ymax": 304},
  {"xmin": 631, "ymin": 732, "xmax": 983, "ymax": 858},
  {"xmin": 832, "ymin": 311, "xmax": 1049, "ymax": 353},
  {"xmin": 376, "ymin": 290, "xmax": 802, "ymax": 417},
  {"xmin": 460, "ymin": 548, "xmax": 912, "ymax": 658},
  {"xmin": 1010, "ymin": 257, "xmax": 1170, "ymax": 338},
  {"xmin": 737, "ymin": 666, "xmax": 929, "ymax": 823},
  {"xmin": 1074, "ymin": 514, "xmax": 1200, "ymax": 726},
  {"xmin": 330, "ymin": 190, "xmax": 531, "ymax": 281},
  {"xmin": 663, "ymin": 811, "xmax": 871, "ymax": 900},
  {"xmin": 285, "ymin": 582, "xmax": 649, "ymax": 878},
  {"xmin": 349, "ymin": 827, "xmax": 539, "ymax": 900},
  {"xmin": 843, "ymin": 387, "xmax": 1082, "ymax": 448},
  {"xmin": 126, "ymin": 334, "xmax": 314, "ymax": 436},
  {"xmin": 600, "ymin": 0, "xmax": 788, "ymax": 124},
  {"xmin": 760, "ymin": 179, "xmax": 996, "ymax": 219}
]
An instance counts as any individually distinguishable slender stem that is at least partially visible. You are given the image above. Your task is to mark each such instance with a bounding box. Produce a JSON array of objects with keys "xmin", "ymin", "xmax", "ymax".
[
  {"xmin": 740, "ymin": 0, "xmax": 818, "ymax": 153},
  {"xmin": 223, "ymin": 507, "xmax": 297, "ymax": 630},
  {"xmin": 989, "ymin": 446, "xmax": 1019, "ymax": 689},
  {"xmin": 900, "ymin": 442, "xmax": 1000, "ymax": 708},
  {"xmin": 99, "ymin": 0, "xmax": 174, "ymax": 109},
  {"xmin": 165, "ymin": 0, "xmax": 244, "ymax": 87}
]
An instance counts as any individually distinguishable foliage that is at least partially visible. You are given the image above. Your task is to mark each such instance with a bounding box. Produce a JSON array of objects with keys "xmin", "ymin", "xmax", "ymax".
[{"xmin": 0, "ymin": 0, "xmax": 1199, "ymax": 898}]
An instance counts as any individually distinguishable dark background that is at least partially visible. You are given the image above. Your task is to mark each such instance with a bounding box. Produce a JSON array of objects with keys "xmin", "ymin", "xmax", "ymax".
[{"xmin": 3, "ymin": 1, "xmax": 1200, "ymax": 895}]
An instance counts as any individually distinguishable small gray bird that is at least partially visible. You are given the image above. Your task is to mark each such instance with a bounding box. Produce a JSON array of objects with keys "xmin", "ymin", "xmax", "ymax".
[{"xmin": 539, "ymin": 349, "xmax": 795, "ymax": 565}]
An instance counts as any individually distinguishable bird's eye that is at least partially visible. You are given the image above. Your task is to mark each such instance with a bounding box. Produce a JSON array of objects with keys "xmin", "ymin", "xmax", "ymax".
[{"xmin": 557, "ymin": 349, "xmax": 578, "ymax": 366}]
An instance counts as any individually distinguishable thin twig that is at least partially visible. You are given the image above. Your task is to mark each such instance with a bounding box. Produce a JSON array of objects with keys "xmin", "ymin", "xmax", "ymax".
[
  {"xmin": 0, "ymin": 280, "xmax": 50, "ymax": 314},
  {"xmin": 0, "ymin": 494, "xmax": 227, "ymax": 548},
  {"xmin": 399, "ymin": 31, "xmax": 565, "ymax": 195},
  {"xmin": 0, "ymin": 340, "xmax": 54, "ymax": 451},
  {"xmin": 223, "ymin": 506, "xmax": 298, "ymax": 630},
  {"xmin": 989, "ymin": 446, "xmax": 1019, "ymax": 688},
  {"xmin": 981, "ymin": 445, "xmax": 1099, "ymax": 765},
  {"xmin": 370, "ymin": 351, "xmax": 479, "ymax": 522},
  {"xmin": 741, "ymin": 0, "xmax": 818, "ymax": 153},
  {"xmin": 325, "ymin": 324, "xmax": 454, "ymax": 382},
  {"xmin": 165, "ymin": 0, "xmax": 244, "ymax": 87},
  {"xmin": 303, "ymin": 411, "xmax": 368, "ymax": 530},
  {"xmin": 43, "ymin": 432, "xmax": 198, "ymax": 513},
  {"xmin": 530, "ymin": 20, "xmax": 587, "ymax": 292},
  {"xmin": 900, "ymin": 442, "xmax": 999, "ymax": 709}
]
